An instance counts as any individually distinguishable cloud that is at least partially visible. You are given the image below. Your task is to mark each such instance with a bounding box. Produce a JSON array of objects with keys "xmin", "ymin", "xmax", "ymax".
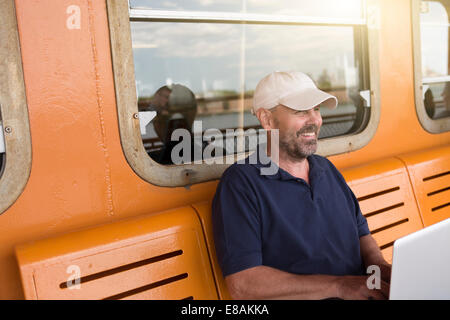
[
  {"xmin": 130, "ymin": 6, "xmax": 361, "ymax": 94},
  {"xmin": 132, "ymin": 22, "xmax": 241, "ymax": 58},
  {"xmin": 131, "ymin": 0, "xmax": 362, "ymax": 18}
]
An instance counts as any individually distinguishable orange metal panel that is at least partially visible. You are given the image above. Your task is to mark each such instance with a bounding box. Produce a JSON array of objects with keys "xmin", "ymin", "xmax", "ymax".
[
  {"xmin": 365, "ymin": 206, "xmax": 409, "ymax": 233},
  {"xmin": 381, "ymin": 246, "xmax": 393, "ymax": 264},
  {"xmin": 371, "ymin": 221, "xmax": 422, "ymax": 248},
  {"xmin": 120, "ymin": 279, "xmax": 195, "ymax": 300},
  {"xmin": 421, "ymin": 175, "xmax": 450, "ymax": 195},
  {"xmin": 427, "ymin": 189, "xmax": 450, "ymax": 211},
  {"xmin": 358, "ymin": 188, "xmax": 404, "ymax": 216},
  {"xmin": 16, "ymin": 207, "xmax": 218, "ymax": 300},
  {"xmin": 341, "ymin": 158, "xmax": 406, "ymax": 186},
  {"xmin": 191, "ymin": 201, "xmax": 232, "ymax": 300},
  {"xmin": 398, "ymin": 145, "xmax": 450, "ymax": 227},
  {"xmin": 32, "ymin": 234, "xmax": 197, "ymax": 299},
  {"xmin": 343, "ymin": 158, "xmax": 424, "ymax": 262}
]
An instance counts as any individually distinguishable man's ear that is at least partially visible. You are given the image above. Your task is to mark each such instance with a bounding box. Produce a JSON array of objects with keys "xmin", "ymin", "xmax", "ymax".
[{"xmin": 256, "ymin": 108, "xmax": 275, "ymax": 130}]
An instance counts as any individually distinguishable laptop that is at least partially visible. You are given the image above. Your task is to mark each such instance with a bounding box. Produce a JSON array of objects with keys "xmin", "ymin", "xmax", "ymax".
[{"xmin": 389, "ymin": 218, "xmax": 450, "ymax": 300}]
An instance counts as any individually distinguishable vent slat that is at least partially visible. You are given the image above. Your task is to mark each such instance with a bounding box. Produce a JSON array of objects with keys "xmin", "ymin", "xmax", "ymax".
[
  {"xmin": 357, "ymin": 187, "xmax": 400, "ymax": 202},
  {"xmin": 365, "ymin": 205, "xmax": 407, "ymax": 232},
  {"xmin": 371, "ymin": 218, "xmax": 409, "ymax": 235},
  {"xmin": 427, "ymin": 189, "xmax": 450, "ymax": 212},
  {"xmin": 422, "ymin": 173, "xmax": 450, "ymax": 195},
  {"xmin": 16, "ymin": 207, "xmax": 219, "ymax": 300},
  {"xmin": 103, "ymin": 273, "xmax": 188, "ymax": 300},
  {"xmin": 119, "ymin": 277, "xmax": 192, "ymax": 300},
  {"xmin": 55, "ymin": 253, "xmax": 187, "ymax": 299},
  {"xmin": 427, "ymin": 186, "xmax": 450, "ymax": 197},
  {"xmin": 349, "ymin": 177, "xmax": 401, "ymax": 199},
  {"xmin": 364, "ymin": 203, "xmax": 404, "ymax": 219},
  {"xmin": 32, "ymin": 232, "xmax": 200, "ymax": 299},
  {"xmin": 423, "ymin": 170, "xmax": 450, "ymax": 182},
  {"xmin": 431, "ymin": 202, "xmax": 450, "ymax": 212},
  {"xmin": 359, "ymin": 187, "xmax": 403, "ymax": 216},
  {"xmin": 371, "ymin": 221, "xmax": 422, "ymax": 249},
  {"xmin": 347, "ymin": 170, "xmax": 423, "ymax": 264},
  {"xmin": 60, "ymin": 250, "xmax": 183, "ymax": 289}
]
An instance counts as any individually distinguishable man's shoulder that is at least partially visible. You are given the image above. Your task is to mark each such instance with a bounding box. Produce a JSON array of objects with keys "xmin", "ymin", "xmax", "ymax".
[
  {"xmin": 310, "ymin": 154, "xmax": 336, "ymax": 170},
  {"xmin": 213, "ymin": 162, "xmax": 261, "ymax": 208},
  {"xmin": 221, "ymin": 161, "xmax": 261, "ymax": 184},
  {"xmin": 310, "ymin": 154, "xmax": 347, "ymax": 181}
]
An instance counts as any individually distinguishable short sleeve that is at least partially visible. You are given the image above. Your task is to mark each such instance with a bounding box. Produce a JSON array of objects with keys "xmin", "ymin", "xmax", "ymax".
[
  {"xmin": 323, "ymin": 156, "xmax": 371, "ymax": 238},
  {"xmin": 212, "ymin": 166, "xmax": 263, "ymax": 277}
]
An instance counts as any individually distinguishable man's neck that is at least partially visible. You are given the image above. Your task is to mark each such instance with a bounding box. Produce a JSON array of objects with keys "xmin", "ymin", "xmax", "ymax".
[{"xmin": 276, "ymin": 151, "xmax": 310, "ymax": 183}]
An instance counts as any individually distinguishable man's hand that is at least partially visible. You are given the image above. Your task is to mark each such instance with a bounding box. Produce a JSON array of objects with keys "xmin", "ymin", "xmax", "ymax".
[
  {"xmin": 225, "ymin": 266, "xmax": 391, "ymax": 300},
  {"xmin": 335, "ymin": 275, "xmax": 390, "ymax": 300}
]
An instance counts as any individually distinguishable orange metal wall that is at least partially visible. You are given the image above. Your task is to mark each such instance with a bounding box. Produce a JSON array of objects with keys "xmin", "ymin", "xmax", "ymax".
[{"xmin": 0, "ymin": 0, "xmax": 449, "ymax": 299}]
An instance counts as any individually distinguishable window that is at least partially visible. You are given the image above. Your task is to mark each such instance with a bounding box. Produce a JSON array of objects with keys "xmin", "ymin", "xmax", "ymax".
[
  {"xmin": 106, "ymin": 0, "xmax": 381, "ymax": 186},
  {"xmin": 0, "ymin": 0, "xmax": 32, "ymax": 214},
  {"xmin": 413, "ymin": 0, "xmax": 450, "ymax": 132},
  {"xmin": 0, "ymin": 110, "xmax": 5, "ymax": 177}
]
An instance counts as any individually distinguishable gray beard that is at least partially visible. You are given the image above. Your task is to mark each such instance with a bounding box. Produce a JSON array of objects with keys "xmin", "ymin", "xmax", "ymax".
[
  {"xmin": 279, "ymin": 124, "xmax": 319, "ymax": 160},
  {"xmin": 279, "ymin": 136, "xmax": 317, "ymax": 160}
]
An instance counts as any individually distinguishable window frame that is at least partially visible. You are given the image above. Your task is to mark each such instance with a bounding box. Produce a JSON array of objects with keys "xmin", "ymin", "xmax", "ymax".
[
  {"xmin": 0, "ymin": 0, "xmax": 32, "ymax": 214},
  {"xmin": 412, "ymin": 0, "xmax": 450, "ymax": 133},
  {"xmin": 106, "ymin": 0, "xmax": 381, "ymax": 187}
]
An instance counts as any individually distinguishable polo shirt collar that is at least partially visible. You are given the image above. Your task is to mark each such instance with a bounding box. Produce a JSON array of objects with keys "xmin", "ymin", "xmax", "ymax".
[{"xmin": 250, "ymin": 153, "xmax": 326, "ymax": 182}]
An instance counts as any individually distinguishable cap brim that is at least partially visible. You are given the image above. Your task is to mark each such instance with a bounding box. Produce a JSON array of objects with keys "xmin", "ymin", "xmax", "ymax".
[{"xmin": 279, "ymin": 88, "xmax": 338, "ymax": 111}]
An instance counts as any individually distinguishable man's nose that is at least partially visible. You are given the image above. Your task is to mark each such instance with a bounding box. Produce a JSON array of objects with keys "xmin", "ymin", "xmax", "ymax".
[{"xmin": 306, "ymin": 109, "xmax": 322, "ymax": 124}]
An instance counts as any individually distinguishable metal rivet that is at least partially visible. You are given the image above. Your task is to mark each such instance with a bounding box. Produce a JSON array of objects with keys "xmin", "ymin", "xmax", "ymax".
[
  {"xmin": 133, "ymin": 113, "xmax": 139, "ymax": 119},
  {"xmin": 4, "ymin": 126, "xmax": 12, "ymax": 134}
]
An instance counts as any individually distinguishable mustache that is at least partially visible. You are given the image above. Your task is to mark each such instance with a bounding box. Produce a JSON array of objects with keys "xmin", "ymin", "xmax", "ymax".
[{"xmin": 296, "ymin": 124, "xmax": 319, "ymax": 137}]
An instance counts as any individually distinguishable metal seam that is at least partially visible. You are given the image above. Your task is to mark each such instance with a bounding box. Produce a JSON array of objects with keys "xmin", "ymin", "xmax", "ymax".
[{"xmin": 87, "ymin": 0, "xmax": 115, "ymax": 217}]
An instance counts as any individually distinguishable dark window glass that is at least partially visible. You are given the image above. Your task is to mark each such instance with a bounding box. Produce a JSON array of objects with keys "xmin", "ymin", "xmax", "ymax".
[{"xmin": 420, "ymin": 0, "xmax": 450, "ymax": 119}]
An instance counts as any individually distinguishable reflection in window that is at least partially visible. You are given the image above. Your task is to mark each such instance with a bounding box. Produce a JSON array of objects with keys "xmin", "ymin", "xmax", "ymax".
[
  {"xmin": 421, "ymin": 0, "xmax": 450, "ymax": 119},
  {"xmin": 140, "ymin": 84, "xmax": 199, "ymax": 163},
  {"xmin": 130, "ymin": 2, "xmax": 370, "ymax": 164}
]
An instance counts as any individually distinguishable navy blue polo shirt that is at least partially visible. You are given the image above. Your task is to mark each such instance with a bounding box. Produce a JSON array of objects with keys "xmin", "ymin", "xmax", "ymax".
[{"xmin": 212, "ymin": 153, "xmax": 370, "ymax": 278}]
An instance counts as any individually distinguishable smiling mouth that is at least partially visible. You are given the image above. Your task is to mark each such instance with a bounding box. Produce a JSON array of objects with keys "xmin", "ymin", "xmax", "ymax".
[
  {"xmin": 297, "ymin": 124, "xmax": 319, "ymax": 138},
  {"xmin": 300, "ymin": 132, "xmax": 316, "ymax": 138}
]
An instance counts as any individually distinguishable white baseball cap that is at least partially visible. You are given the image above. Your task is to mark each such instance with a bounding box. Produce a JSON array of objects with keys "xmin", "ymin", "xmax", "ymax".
[{"xmin": 252, "ymin": 71, "xmax": 338, "ymax": 113}]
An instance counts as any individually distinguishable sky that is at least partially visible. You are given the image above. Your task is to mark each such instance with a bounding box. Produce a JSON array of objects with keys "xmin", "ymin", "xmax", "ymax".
[
  {"xmin": 130, "ymin": 0, "xmax": 363, "ymax": 19},
  {"xmin": 130, "ymin": 0, "xmax": 364, "ymax": 98},
  {"xmin": 131, "ymin": 22, "xmax": 359, "ymax": 97},
  {"xmin": 420, "ymin": 1, "xmax": 450, "ymax": 77},
  {"xmin": 129, "ymin": 0, "xmax": 450, "ymax": 98}
]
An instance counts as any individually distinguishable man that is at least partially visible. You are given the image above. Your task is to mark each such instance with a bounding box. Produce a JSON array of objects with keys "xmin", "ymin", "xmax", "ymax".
[
  {"xmin": 146, "ymin": 85, "xmax": 171, "ymax": 116},
  {"xmin": 212, "ymin": 71, "xmax": 391, "ymax": 300}
]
